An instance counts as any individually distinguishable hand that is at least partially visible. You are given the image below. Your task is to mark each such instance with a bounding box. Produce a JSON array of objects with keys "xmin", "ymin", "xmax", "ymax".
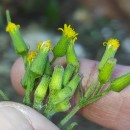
[{"xmin": 11, "ymin": 58, "xmax": 130, "ymax": 130}]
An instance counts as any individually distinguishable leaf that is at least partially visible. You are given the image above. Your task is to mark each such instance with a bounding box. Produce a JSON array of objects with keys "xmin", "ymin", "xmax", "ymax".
[{"xmin": 67, "ymin": 122, "xmax": 78, "ymax": 130}]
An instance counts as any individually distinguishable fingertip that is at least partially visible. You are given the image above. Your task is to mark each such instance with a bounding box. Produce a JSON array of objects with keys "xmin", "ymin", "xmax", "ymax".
[
  {"xmin": 10, "ymin": 58, "xmax": 25, "ymax": 96},
  {"xmin": 0, "ymin": 101, "xmax": 60, "ymax": 130}
]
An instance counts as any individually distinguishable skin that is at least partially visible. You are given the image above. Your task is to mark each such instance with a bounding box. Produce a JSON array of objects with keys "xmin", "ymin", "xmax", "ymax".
[{"xmin": 1, "ymin": 58, "xmax": 130, "ymax": 130}]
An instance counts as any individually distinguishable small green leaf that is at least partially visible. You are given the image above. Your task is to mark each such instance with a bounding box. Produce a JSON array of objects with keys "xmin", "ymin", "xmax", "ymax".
[{"xmin": 67, "ymin": 122, "xmax": 78, "ymax": 130}]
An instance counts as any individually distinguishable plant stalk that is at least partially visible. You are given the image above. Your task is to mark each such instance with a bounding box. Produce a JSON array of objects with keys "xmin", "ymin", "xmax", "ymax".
[
  {"xmin": 59, "ymin": 88, "xmax": 110, "ymax": 128},
  {"xmin": 0, "ymin": 90, "xmax": 9, "ymax": 100}
]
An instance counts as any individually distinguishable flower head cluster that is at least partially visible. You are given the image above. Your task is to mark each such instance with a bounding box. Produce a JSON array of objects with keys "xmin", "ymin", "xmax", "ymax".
[
  {"xmin": 58, "ymin": 24, "xmax": 78, "ymax": 43},
  {"xmin": 6, "ymin": 10, "xmax": 130, "ymax": 130},
  {"xmin": 6, "ymin": 22, "xmax": 20, "ymax": 32}
]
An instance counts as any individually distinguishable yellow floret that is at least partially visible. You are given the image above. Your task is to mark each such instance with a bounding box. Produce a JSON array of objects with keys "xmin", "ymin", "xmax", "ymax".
[
  {"xmin": 58, "ymin": 24, "xmax": 78, "ymax": 43},
  {"xmin": 27, "ymin": 51, "xmax": 37, "ymax": 64},
  {"xmin": 103, "ymin": 38, "xmax": 120, "ymax": 49},
  {"xmin": 44, "ymin": 40, "xmax": 52, "ymax": 50},
  {"xmin": 36, "ymin": 40, "xmax": 52, "ymax": 51},
  {"xmin": 38, "ymin": 40, "xmax": 52, "ymax": 50},
  {"xmin": 36, "ymin": 41, "xmax": 43, "ymax": 51},
  {"xmin": 6, "ymin": 22, "xmax": 20, "ymax": 32}
]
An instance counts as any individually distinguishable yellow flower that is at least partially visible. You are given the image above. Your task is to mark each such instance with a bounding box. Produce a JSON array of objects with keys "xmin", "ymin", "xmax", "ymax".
[
  {"xmin": 58, "ymin": 24, "xmax": 78, "ymax": 43},
  {"xmin": 43, "ymin": 40, "xmax": 52, "ymax": 50},
  {"xmin": 27, "ymin": 51, "xmax": 37, "ymax": 64},
  {"xmin": 36, "ymin": 41, "xmax": 43, "ymax": 51},
  {"xmin": 36, "ymin": 40, "xmax": 52, "ymax": 51},
  {"xmin": 103, "ymin": 38, "xmax": 120, "ymax": 49},
  {"xmin": 98, "ymin": 38, "xmax": 120, "ymax": 71},
  {"xmin": 6, "ymin": 22, "xmax": 20, "ymax": 32}
]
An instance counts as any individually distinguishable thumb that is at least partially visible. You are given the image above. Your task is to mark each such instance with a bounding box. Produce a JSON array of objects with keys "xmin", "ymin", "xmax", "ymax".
[{"xmin": 0, "ymin": 101, "xmax": 59, "ymax": 130}]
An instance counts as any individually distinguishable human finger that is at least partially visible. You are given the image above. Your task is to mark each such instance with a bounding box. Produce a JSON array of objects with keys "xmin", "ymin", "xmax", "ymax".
[{"xmin": 0, "ymin": 101, "xmax": 59, "ymax": 130}]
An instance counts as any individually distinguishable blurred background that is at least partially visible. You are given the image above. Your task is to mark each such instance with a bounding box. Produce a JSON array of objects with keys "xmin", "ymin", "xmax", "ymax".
[{"xmin": 0, "ymin": 0, "xmax": 130, "ymax": 129}]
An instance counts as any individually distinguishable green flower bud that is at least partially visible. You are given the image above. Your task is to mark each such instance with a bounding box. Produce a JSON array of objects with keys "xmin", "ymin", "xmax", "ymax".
[
  {"xmin": 30, "ymin": 40, "xmax": 52, "ymax": 76},
  {"xmin": 54, "ymin": 99, "xmax": 71, "ymax": 113},
  {"xmin": 67, "ymin": 73, "xmax": 81, "ymax": 93},
  {"xmin": 44, "ymin": 99, "xmax": 71, "ymax": 119},
  {"xmin": 98, "ymin": 38, "xmax": 120, "ymax": 71},
  {"xmin": 51, "ymin": 24, "xmax": 78, "ymax": 63},
  {"xmin": 49, "ymin": 65, "xmax": 64, "ymax": 91},
  {"xmin": 66, "ymin": 43, "xmax": 79, "ymax": 72},
  {"xmin": 98, "ymin": 58, "xmax": 117, "ymax": 84},
  {"xmin": 52, "ymin": 73, "xmax": 81, "ymax": 105},
  {"xmin": 6, "ymin": 11, "xmax": 28, "ymax": 56},
  {"xmin": 52, "ymin": 35, "xmax": 70, "ymax": 59},
  {"xmin": 63, "ymin": 64, "xmax": 75, "ymax": 87},
  {"xmin": 33, "ymin": 75, "xmax": 50, "ymax": 110},
  {"xmin": 110, "ymin": 73, "xmax": 130, "ymax": 92},
  {"xmin": 22, "ymin": 51, "xmax": 37, "ymax": 89},
  {"xmin": 51, "ymin": 87, "xmax": 72, "ymax": 105},
  {"xmin": 6, "ymin": 21, "xmax": 28, "ymax": 56}
]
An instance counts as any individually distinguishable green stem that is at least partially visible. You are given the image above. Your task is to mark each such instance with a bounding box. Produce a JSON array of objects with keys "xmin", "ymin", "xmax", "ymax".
[
  {"xmin": 0, "ymin": 90, "xmax": 9, "ymax": 100},
  {"xmin": 50, "ymin": 57, "xmax": 56, "ymax": 64},
  {"xmin": 43, "ymin": 103, "xmax": 55, "ymax": 119},
  {"xmin": 67, "ymin": 122, "xmax": 78, "ymax": 130},
  {"xmin": 22, "ymin": 55, "xmax": 27, "ymax": 69},
  {"xmin": 81, "ymin": 88, "xmax": 111, "ymax": 109},
  {"xmin": 58, "ymin": 104, "xmax": 80, "ymax": 128},
  {"xmin": 77, "ymin": 84, "xmax": 83, "ymax": 102},
  {"xmin": 44, "ymin": 110, "xmax": 55, "ymax": 119},
  {"xmin": 94, "ymin": 83, "xmax": 103, "ymax": 95},
  {"xmin": 23, "ymin": 76, "xmax": 35, "ymax": 106},
  {"xmin": 84, "ymin": 79, "xmax": 99, "ymax": 99},
  {"xmin": 59, "ymin": 89, "xmax": 110, "ymax": 128},
  {"xmin": 6, "ymin": 10, "xmax": 11, "ymax": 23}
]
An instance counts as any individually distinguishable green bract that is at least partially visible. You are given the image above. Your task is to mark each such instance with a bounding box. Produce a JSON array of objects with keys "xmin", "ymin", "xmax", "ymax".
[
  {"xmin": 66, "ymin": 43, "xmax": 79, "ymax": 72},
  {"xmin": 33, "ymin": 75, "xmax": 50, "ymax": 110},
  {"xmin": 98, "ymin": 58, "xmax": 117, "ymax": 84},
  {"xmin": 110, "ymin": 73, "xmax": 130, "ymax": 92}
]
